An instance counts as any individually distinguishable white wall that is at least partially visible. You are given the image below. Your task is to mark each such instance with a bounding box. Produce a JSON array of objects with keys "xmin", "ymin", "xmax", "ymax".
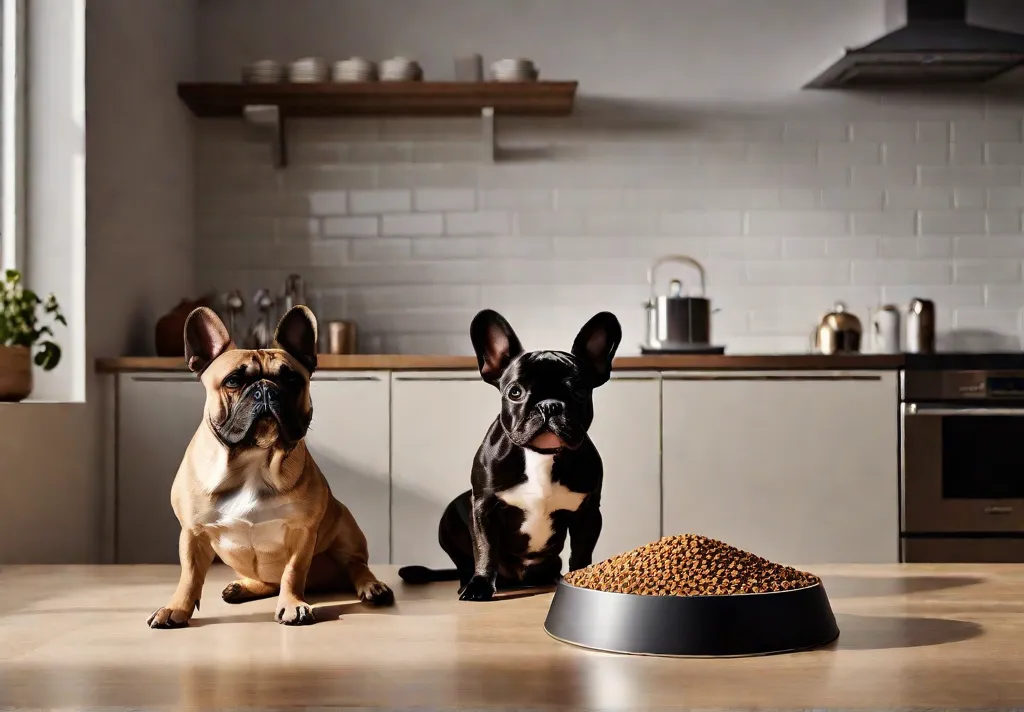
[
  {"xmin": 195, "ymin": 0, "xmax": 1024, "ymax": 354},
  {"xmin": 0, "ymin": 0, "xmax": 197, "ymax": 563}
]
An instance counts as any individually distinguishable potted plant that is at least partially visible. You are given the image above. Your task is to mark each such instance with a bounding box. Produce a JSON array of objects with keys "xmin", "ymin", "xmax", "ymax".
[{"xmin": 0, "ymin": 269, "xmax": 65, "ymax": 402}]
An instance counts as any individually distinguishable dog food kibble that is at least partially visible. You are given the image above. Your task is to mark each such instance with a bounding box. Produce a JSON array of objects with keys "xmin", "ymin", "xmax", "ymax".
[{"xmin": 563, "ymin": 534, "xmax": 820, "ymax": 596}]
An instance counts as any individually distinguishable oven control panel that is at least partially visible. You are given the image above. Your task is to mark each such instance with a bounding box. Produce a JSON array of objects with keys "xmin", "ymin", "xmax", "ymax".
[{"xmin": 987, "ymin": 376, "xmax": 1024, "ymax": 397}]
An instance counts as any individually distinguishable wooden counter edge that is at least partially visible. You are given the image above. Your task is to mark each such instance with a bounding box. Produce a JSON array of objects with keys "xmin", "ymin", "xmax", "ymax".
[{"xmin": 96, "ymin": 354, "xmax": 906, "ymax": 373}]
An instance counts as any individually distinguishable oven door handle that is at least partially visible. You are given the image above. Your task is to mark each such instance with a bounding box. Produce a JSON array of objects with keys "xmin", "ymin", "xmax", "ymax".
[{"xmin": 905, "ymin": 404, "xmax": 1024, "ymax": 416}]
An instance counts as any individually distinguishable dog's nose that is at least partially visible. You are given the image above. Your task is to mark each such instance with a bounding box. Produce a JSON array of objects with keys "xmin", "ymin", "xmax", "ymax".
[
  {"xmin": 536, "ymin": 399, "xmax": 564, "ymax": 418},
  {"xmin": 252, "ymin": 382, "xmax": 279, "ymax": 405}
]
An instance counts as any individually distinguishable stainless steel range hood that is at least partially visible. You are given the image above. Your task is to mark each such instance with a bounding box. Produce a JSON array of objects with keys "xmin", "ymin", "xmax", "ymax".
[{"xmin": 805, "ymin": 0, "xmax": 1024, "ymax": 89}]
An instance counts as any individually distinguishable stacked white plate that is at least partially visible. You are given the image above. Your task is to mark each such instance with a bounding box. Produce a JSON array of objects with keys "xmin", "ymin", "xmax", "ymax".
[
  {"xmin": 331, "ymin": 57, "xmax": 378, "ymax": 82},
  {"xmin": 242, "ymin": 59, "xmax": 285, "ymax": 84},
  {"xmin": 379, "ymin": 56, "xmax": 423, "ymax": 81},
  {"xmin": 288, "ymin": 57, "xmax": 329, "ymax": 83},
  {"xmin": 491, "ymin": 58, "xmax": 539, "ymax": 82}
]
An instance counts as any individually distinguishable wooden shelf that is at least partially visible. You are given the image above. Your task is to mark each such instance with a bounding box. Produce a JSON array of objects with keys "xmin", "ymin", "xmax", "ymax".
[
  {"xmin": 176, "ymin": 81, "xmax": 578, "ymax": 167},
  {"xmin": 176, "ymin": 81, "xmax": 578, "ymax": 118}
]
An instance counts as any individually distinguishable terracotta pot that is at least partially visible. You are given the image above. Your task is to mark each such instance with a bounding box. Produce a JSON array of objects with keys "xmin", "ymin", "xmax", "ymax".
[
  {"xmin": 0, "ymin": 345, "xmax": 32, "ymax": 402},
  {"xmin": 155, "ymin": 295, "xmax": 213, "ymax": 357}
]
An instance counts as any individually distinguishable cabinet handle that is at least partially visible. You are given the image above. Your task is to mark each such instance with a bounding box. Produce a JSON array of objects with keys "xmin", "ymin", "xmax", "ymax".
[
  {"xmin": 662, "ymin": 374, "xmax": 882, "ymax": 382},
  {"xmin": 392, "ymin": 376, "xmax": 481, "ymax": 382},
  {"xmin": 314, "ymin": 376, "xmax": 382, "ymax": 382},
  {"xmin": 129, "ymin": 376, "xmax": 198, "ymax": 383}
]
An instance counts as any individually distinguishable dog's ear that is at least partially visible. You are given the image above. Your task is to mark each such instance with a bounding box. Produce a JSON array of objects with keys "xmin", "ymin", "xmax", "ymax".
[
  {"xmin": 274, "ymin": 305, "xmax": 318, "ymax": 374},
  {"xmin": 470, "ymin": 309, "xmax": 523, "ymax": 387},
  {"xmin": 571, "ymin": 311, "xmax": 621, "ymax": 388},
  {"xmin": 184, "ymin": 307, "xmax": 235, "ymax": 374}
]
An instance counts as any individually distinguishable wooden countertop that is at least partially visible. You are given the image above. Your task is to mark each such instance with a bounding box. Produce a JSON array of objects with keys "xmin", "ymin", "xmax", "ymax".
[
  {"xmin": 96, "ymin": 353, "xmax": 906, "ymax": 373},
  {"xmin": 1, "ymin": 563, "xmax": 1021, "ymax": 709}
]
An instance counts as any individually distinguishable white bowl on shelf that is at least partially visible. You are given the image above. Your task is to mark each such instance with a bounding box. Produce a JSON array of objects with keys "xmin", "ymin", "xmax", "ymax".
[
  {"xmin": 490, "ymin": 58, "xmax": 539, "ymax": 82},
  {"xmin": 242, "ymin": 59, "xmax": 285, "ymax": 83},
  {"xmin": 332, "ymin": 57, "xmax": 378, "ymax": 82},
  {"xmin": 379, "ymin": 56, "xmax": 423, "ymax": 81},
  {"xmin": 288, "ymin": 57, "xmax": 329, "ymax": 83}
]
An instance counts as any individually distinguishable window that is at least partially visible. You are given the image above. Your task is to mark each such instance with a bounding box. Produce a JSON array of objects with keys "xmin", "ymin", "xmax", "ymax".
[{"xmin": 0, "ymin": 0, "xmax": 25, "ymax": 273}]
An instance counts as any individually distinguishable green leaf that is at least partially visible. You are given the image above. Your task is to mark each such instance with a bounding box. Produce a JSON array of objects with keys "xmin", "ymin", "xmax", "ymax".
[{"xmin": 34, "ymin": 341, "xmax": 61, "ymax": 371}]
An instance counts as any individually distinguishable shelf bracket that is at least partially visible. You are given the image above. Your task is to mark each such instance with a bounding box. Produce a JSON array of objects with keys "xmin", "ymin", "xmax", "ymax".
[
  {"xmin": 481, "ymin": 106, "xmax": 496, "ymax": 163},
  {"xmin": 243, "ymin": 104, "xmax": 288, "ymax": 168}
]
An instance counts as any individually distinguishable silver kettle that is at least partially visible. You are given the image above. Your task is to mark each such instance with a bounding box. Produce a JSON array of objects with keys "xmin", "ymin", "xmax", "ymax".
[{"xmin": 644, "ymin": 255, "xmax": 714, "ymax": 349}]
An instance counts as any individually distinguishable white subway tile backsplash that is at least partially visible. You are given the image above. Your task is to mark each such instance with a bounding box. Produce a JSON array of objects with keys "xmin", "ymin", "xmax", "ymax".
[
  {"xmin": 414, "ymin": 188, "xmax": 476, "ymax": 212},
  {"xmin": 479, "ymin": 188, "xmax": 553, "ymax": 210},
  {"xmin": 350, "ymin": 189, "xmax": 412, "ymax": 214},
  {"xmin": 954, "ymin": 260, "xmax": 1022, "ymax": 285},
  {"xmin": 851, "ymin": 165, "xmax": 916, "ymax": 188},
  {"xmin": 323, "ymin": 216, "xmax": 379, "ymax": 238},
  {"xmin": 883, "ymin": 142, "xmax": 948, "ymax": 166},
  {"xmin": 199, "ymin": 100, "xmax": 1024, "ymax": 353},
  {"xmin": 851, "ymin": 211, "xmax": 916, "ymax": 236},
  {"xmin": 445, "ymin": 211, "xmax": 511, "ymax": 236},
  {"xmin": 885, "ymin": 187, "xmax": 953, "ymax": 209},
  {"xmin": 952, "ymin": 119, "xmax": 1022, "ymax": 142},
  {"xmin": 987, "ymin": 188, "xmax": 1024, "ymax": 208},
  {"xmin": 852, "ymin": 260, "xmax": 953, "ymax": 285},
  {"xmin": 919, "ymin": 166, "xmax": 1022, "ymax": 188},
  {"xmin": 308, "ymin": 191, "xmax": 348, "ymax": 216},
  {"xmin": 381, "ymin": 213, "xmax": 444, "ymax": 236},
  {"xmin": 818, "ymin": 142, "xmax": 880, "ymax": 166},
  {"xmin": 746, "ymin": 210, "xmax": 848, "ymax": 236},
  {"xmin": 349, "ymin": 238, "xmax": 412, "ymax": 262},
  {"xmin": 953, "ymin": 188, "xmax": 987, "ymax": 209},
  {"xmin": 986, "ymin": 211, "xmax": 1022, "ymax": 234},
  {"xmin": 661, "ymin": 211, "xmax": 744, "ymax": 236},
  {"xmin": 918, "ymin": 210, "xmax": 987, "ymax": 235}
]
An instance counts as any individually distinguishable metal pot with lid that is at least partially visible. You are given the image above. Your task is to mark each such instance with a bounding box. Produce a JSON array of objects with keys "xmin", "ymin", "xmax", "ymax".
[
  {"xmin": 813, "ymin": 302, "xmax": 862, "ymax": 354},
  {"xmin": 643, "ymin": 255, "xmax": 718, "ymax": 351}
]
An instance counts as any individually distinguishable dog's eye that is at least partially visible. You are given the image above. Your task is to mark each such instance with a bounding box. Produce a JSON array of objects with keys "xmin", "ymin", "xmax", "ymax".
[
  {"xmin": 223, "ymin": 375, "xmax": 242, "ymax": 389},
  {"xmin": 507, "ymin": 385, "xmax": 525, "ymax": 401},
  {"xmin": 281, "ymin": 370, "xmax": 305, "ymax": 390}
]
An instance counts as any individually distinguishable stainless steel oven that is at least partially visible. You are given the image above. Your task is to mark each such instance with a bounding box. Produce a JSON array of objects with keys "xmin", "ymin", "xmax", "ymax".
[{"xmin": 901, "ymin": 362, "xmax": 1024, "ymax": 562}]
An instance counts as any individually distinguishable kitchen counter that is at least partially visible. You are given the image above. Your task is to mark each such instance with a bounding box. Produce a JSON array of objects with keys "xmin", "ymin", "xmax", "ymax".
[
  {"xmin": 96, "ymin": 353, "xmax": 906, "ymax": 372},
  {"xmin": 1, "ymin": 563, "xmax": 1021, "ymax": 709}
]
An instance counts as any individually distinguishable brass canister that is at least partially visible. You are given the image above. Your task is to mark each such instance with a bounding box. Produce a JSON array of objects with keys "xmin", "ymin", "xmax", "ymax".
[{"xmin": 327, "ymin": 320, "xmax": 357, "ymax": 354}]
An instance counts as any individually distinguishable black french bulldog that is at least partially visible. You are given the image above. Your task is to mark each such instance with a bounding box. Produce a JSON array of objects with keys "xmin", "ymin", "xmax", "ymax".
[{"xmin": 398, "ymin": 308, "xmax": 622, "ymax": 601}]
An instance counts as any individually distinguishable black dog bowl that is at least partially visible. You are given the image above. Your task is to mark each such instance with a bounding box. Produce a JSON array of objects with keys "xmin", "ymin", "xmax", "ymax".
[{"xmin": 544, "ymin": 578, "xmax": 839, "ymax": 657}]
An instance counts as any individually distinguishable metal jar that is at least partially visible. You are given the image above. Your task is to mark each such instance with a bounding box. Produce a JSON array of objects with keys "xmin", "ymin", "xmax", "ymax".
[{"xmin": 644, "ymin": 255, "xmax": 712, "ymax": 349}]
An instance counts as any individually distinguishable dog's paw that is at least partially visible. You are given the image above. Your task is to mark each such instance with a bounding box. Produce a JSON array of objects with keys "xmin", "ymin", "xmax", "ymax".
[
  {"xmin": 221, "ymin": 582, "xmax": 247, "ymax": 604},
  {"xmin": 275, "ymin": 601, "xmax": 316, "ymax": 626},
  {"xmin": 359, "ymin": 581, "xmax": 395, "ymax": 607},
  {"xmin": 459, "ymin": 575, "xmax": 496, "ymax": 602},
  {"xmin": 147, "ymin": 607, "xmax": 191, "ymax": 629}
]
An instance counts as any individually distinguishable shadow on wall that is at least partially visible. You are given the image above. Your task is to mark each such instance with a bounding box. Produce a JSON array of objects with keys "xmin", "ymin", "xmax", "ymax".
[{"xmin": 938, "ymin": 329, "xmax": 1022, "ymax": 352}]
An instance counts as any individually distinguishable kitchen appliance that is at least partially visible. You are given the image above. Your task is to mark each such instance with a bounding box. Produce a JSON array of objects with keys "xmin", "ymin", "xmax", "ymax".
[
  {"xmin": 901, "ymin": 354, "xmax": 1024, "ymax": 562},
  {"xmin": 813, "ymin": 302, "xmax": 862, "ymax": 354},
  {"xmin": 641, "ymin": 255, "xmax": 724, "ymax": 355},
  {"xmin": 805, "ymin": 0, "xmax": 1024, "ymax": 89},
  {"xmin": 282, "ymin": 273, "xmax": 306, "ymax": 312},
  {"xmin": 905, "ymin": 298, "xmax": 936, "ymax": 354},
  {"xmin": 328, "ymin": 320, "xmax": 358, "ymax": 354},
  {"xmin": 870, "ymin": 304, "xmax": 901, "ymax": 354},
  {"xmin": 246, "ymin": 289, "xmax": 276, "ymax": 350}
]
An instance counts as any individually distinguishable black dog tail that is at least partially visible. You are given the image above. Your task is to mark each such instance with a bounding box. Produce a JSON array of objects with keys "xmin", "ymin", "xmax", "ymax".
[{"xmin": 397, "ymin": 565, "xmax": 461, "ymax": 585}]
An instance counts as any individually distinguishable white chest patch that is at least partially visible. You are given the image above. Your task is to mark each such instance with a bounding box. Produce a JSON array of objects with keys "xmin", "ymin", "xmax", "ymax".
[
  {"xmin": 203, "ymin": 481, "xmax": 297, "ymax": 554},
  {"xmin": 496, "ymin": 450, "xmax": 586, "ymax": 553}
]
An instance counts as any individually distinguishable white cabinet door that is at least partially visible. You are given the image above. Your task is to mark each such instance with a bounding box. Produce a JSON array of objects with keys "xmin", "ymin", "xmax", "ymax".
[
  {"xmin": 586, "ymin": 374, "xmax": 662, "ymax": 562},
  {"xmin": 117, "ymin": 373, "xmax": 207, "ymax": 564},
  {"xmin": 390, "ymin": 372, "xmax": 497, "ymax": 568},
  {"xmin": 661, "ymin": 371, "xmax": 899, "ymax": 565},
  {"xmin": 304, "ymin": 373, "xmax": 391, "ymax": 564}
]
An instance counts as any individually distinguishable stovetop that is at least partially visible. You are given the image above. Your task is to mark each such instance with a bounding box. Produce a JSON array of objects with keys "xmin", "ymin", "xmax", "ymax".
[{"xmin": 903, "ymin": 352, "xmax": 1024, "ymax": 371}]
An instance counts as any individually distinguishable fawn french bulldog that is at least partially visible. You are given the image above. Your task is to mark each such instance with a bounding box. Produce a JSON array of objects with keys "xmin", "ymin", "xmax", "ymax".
[{"xmin": 148, "ymin": 305, "xmax": 393, "ymax": 628}]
